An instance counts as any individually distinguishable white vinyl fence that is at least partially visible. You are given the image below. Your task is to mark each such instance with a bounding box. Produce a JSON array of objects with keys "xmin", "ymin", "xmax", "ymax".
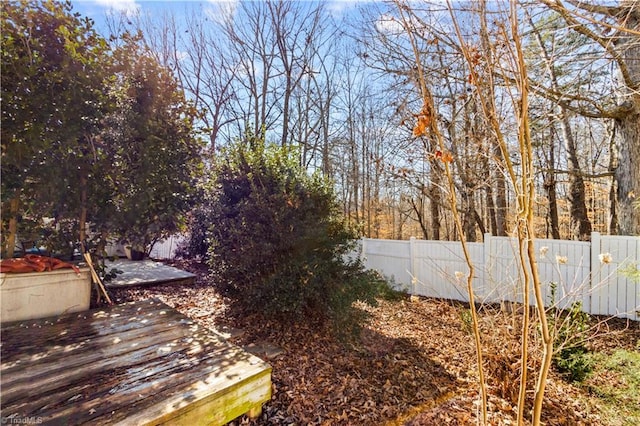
[
  {"xmin": 149, "ymin": 235, "xmax": 186, "ymax": 260},
  {"xmin": 105, "ymin": 235, "xmax": 186, "ymax": 260},
  {"xmin": 360, "ymin": 233, "xmax": 640, "ymax": 320}
]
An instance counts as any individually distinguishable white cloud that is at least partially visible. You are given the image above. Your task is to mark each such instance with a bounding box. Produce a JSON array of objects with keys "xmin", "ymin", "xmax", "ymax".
[
  {"xmin": 375, "ymin": 13, "xmax": 404, "ymax": 34},
  {"xmin": 94, "ymin": 0, "xmax": 140, "ymax": 16},
  {"xmin": 327, "ymin": 0, "xmax": 371, "ymax": 18},
  {"xmin": 205, "ymin": 0, "xmax": 239, "ymax": 24},
  {"xmin": 326, "ymin": 1, "xmax": 350, "ymax": 17},
  {"xmin": 175, "ymin": 50, "xmax": 188, "ymax": 62}
]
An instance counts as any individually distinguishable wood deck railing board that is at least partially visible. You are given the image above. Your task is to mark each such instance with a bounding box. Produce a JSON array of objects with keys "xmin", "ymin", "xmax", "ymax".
[{"xmin": 0, "ymin": 299, "xmax": 272, "ymax": 425}]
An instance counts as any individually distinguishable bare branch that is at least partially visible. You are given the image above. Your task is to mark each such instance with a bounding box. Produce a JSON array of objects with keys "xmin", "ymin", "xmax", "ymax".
[{"xmin": 539, "ymin": 0, "xmax": 639, "ymax": 90}]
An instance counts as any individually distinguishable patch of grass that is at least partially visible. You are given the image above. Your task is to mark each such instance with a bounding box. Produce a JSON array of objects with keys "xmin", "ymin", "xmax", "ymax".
[{"xmin": 583, "ymin": 349, "xmax": 640, "ymax": 425}]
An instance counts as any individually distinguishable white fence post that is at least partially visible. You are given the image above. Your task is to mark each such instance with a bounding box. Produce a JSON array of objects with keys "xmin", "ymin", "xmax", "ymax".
[
  {"xmin": 360, "ymin": 238, "xmax": 367, "ymax": 264},
  {"xmin": 483, "ymin": 233, "xmax": 491, "ymax": 302},
  {"xmin": 409, "ymin": 237, "xmax": 417, "ymax": 294},
  {"xmin": 588, "ymin": 231, "xmax": 601, "ymax": 314}
]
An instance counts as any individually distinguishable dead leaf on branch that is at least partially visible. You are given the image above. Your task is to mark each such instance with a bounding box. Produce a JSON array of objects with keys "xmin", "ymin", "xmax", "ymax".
[
  {"xmin": 434, "ymin": 150, "xmax": 454, "ymax": 163},
  {"xmin": 412, "ymin": 114, "xmax": 430, "ymax": 137},
  {"xmin": 412, "ymin": 106, "xmax": 432, "ymax": 137}
]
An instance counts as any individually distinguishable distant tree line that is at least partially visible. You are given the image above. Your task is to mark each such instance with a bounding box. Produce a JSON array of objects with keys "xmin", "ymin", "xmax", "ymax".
[
  {"xmin": 2, "ymin": 0, "xmax": 638, "ymax": 260},
  {"xmin": 129, "ymin": 0, "xmax": 639, "ymax": 240}
]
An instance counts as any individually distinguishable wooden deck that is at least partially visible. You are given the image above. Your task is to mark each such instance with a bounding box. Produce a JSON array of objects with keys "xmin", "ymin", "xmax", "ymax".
[{"xmin": 0, "ymin": 299, "xmax": 272, "ymax": 425}]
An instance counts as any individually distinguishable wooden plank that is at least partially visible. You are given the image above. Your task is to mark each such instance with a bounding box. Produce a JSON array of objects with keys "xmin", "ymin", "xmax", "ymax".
[
  {"xmin": 0, "ymin": 299, "xmax": 272, "ymax": 425},
  {"xmin": 9, "ymin": 345, "xmax": 266, "ymax": 425},
  {"xmin": 1, "ymin": 299, "xmax": 176, "ymax": 348},
  {"xmin": 2, "ymin": 312, "xmax": 245, "ymax": 402},
  {"xmin": 4, "ymin": 342, "xmax": 239, "ymax": 417},
  {"xmin": 1, "ymin": 324, "xmax": 230, "ymax": 404},
  {"xmin": 1, "ymin": 314, "xmax": 195, "ymax": 376},
  {"xmin": 1, "ymin": 300, "xmax": 194, "ymax": 368},
  {"xmin": 123, "ymin": 368, "xmax": 273, "ymax": 426}
]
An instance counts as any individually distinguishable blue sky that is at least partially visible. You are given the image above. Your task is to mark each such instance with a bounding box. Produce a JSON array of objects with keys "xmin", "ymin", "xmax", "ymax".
[
  {"xmin": 71, "ymin": 0, "xmax": 237, "ymax": 34},
  {"xmin": 70, "ymin": 0, "xmax": 375, "ymax": 33}
]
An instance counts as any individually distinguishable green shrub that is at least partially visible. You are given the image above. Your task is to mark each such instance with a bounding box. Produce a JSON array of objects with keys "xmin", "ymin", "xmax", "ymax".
[
  {"xmin": 548, "ymin": 285, "xmax": 593, "ymax": 382},
  {"xmin": 554, "ymin": 345, "xmax": 592, "ymax": 382},
  {"xmin": 208, "ymin": 133, "xmax": 387, "ymax": 334}
]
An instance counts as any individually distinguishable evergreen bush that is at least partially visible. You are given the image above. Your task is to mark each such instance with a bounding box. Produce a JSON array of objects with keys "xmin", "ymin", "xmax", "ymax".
[
  {"xmin": 208, "ymin": 133, "xmax": 386, "ymax": 334},
  {"xmin": 549, "ymin": 283, "xmax": 593, "ymax": 382}
]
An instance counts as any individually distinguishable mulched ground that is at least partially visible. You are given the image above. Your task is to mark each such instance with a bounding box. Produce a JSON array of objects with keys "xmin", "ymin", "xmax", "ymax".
[{"xmin": 107, "ymin": 259, "xmax": 639, "ymax": 425}]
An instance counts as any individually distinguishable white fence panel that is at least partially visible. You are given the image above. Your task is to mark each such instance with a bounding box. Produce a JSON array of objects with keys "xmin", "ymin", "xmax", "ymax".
[
  {"xmin": 412, "ymin": 240, "xmax": 483, "ymax": 302},
  {"xmin": 533, "ymin": 238, "xmax": 591, "ymax": 312},
  {"xmin": 149, "ymin": 235, "xmax": 186, "ymax": 260},
  {"xmin": 484, "ymin": 236, "xmax": 590, "ymax": 309},
  {"xmin": 467, "ymin": 243, "xmax": 488, "ymax": 301},
  {"xmin": 413, "ymin": 240, "xmax": 459, "ymax": 300},
  {"xmin": 361, "ymin": 239, "xmax": 412, "ymax": 291},
  {"xmin": 361, "ymin": 233, "xmax": 639, "ymax": 320},
  {"xmin": 104, "ymin": 235, "xmax": 185, "ymax": 260},
  {"xmin": 485, "ymin": 236, "xmax": 523, "ymax": 304},
  {"xmin": 591, "ymin": 234, "xmax": 640, "ymax": 319}
]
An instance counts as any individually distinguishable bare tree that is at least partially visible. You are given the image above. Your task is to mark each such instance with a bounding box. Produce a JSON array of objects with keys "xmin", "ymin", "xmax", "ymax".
[
  {"xmin": 357, "ymin": 1, "xmax": 515, "ymax": 240},
  {"xmin": 537, "ymin": 0, "xmax": 640, "ymax": 235},
  {"xmin": 527, "ymin": 15, "xmax": 593, "ymax": 240},
  {"xmin": 122, "ymin": 0, "xmax": 626, "ymax": 239},
  {"xmin": 130, "ymin": 9, "xmax": 239, "ymax": 151},
  {"xmin": 266, "ymin": 1, "xmax": 324, "ymax": 147}
]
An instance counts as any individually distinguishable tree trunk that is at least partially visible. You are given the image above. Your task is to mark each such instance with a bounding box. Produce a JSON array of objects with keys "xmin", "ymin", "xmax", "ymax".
[
  {"xmin": 615, "ymin": 109, "xmax": 640, "ymax": 235},
  {"xmin": 542, "ymin": 127, "xmax": 561, "ymax": 239},
  {"xmin": 362, "ymin": 128, "xmax": 371, "ymax": 236},
  {"xmin": 5, "ymin": 196, "xmax": 20, "ymax": 258},
  {"xmin": 281, "ymin": 82, "xmax": 291, "ymax": 147},
  {"xmin": 429, "ymin": 159, "xmax": 442, "ymax": 240},
  {"xmin": 410, "ymin": 194, "xmax": 429, "ymax": 240},
  {"xmin": 463, "ymin": 189, "xmax": 477, "ymax": 242},
  {"xmin": 474, "ymin": 208, "xmax": 487, "ymax": 236},
  {"xmin": 614, "ymin": 0, "xmax": 640, "ymax": 236},
  {"xmin": 608, "ymin": 123, "xmax": 619, "ymax": 234},
  {"xmin": 544, "ymin": 174, "xmax": 561, "ymax": 240},
  {"xmin": 351, "ymin": 137, "xmax": 359, "ymax": 225},
  {"xmin": 493, "ymin": 145, "xmax": 508, "ymax": 236},
  {"xmin": 615, "ymin": 4, "xmax": 640, "ymax": 234},
  {"xmin": 481, "ymin": 140, "xmax": 498, "ymax": 236},
  {"xmin": 486, "ymin": 185, "xmax": 498, "ymax": 236},
  {"xmin": 559, "ymin": 111, "xmax": 592, "ymax": 240},
  {"xmin": 321, "ymin": 108, "xmax": 331, "ymax": 177}
]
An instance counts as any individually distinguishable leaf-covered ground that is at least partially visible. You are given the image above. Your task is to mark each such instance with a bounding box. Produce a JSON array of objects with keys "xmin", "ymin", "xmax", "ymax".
[{"xmin": 108, "ymin": 260, "xmax": 639, "ymax": 425}]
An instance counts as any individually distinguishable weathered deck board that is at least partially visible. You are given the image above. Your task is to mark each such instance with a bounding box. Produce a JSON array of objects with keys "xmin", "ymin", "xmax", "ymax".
[{"xmin": 0, "ymin": 299, "xmax": 272, "ymax": 425}]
